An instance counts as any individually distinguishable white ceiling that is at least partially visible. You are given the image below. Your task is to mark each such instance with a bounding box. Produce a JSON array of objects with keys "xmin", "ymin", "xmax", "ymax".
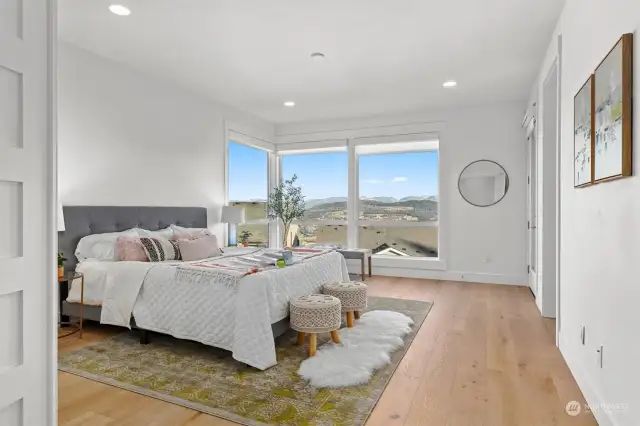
[{"xmin": 58, "ymin": 0, "xmax": 564, "ymax": 124}]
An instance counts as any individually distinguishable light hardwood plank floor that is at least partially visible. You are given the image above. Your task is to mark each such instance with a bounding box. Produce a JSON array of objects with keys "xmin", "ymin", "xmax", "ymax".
[{"xmin": 59, "ymin": 277, "xmax": 598, "ymax": 426}]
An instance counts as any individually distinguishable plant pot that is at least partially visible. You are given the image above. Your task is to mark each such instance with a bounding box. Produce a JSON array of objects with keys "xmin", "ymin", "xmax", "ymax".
[
  {"xmin": 242, "ymin": 242, "xmax": 249, "ymax": 247},
  {"xmin": 58, "ymin": 266, "xmax": 64, "ymax": 279}
]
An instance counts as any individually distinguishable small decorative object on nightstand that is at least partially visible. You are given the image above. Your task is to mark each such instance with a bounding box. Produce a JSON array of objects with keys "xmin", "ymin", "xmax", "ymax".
[
  {"xmin": 58, "ymin": 271, "xmax": 84, "ymax": 339},
  {"xmin": 57, "ymin": 252, "xmax": 67, "ymax": 279}
]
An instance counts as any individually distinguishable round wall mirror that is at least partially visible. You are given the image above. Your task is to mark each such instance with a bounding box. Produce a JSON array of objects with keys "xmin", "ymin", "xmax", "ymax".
[{"xmin": 458, "ymin": 160, "xmax": 509, "ymax": 207}]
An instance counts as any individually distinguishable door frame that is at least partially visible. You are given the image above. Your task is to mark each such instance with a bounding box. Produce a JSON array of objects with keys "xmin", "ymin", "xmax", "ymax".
[
  {"xmin": 48, "ymin": 0, "xmax": 60, "ymax": 422},
  {"xmin": 526, "ymin": 117, "xmax": 538, "ymax": 297},
  {"xmin": 555, "ymin": 34, "xmax": 563, "ymax": 346},
  {"xmin": 540, "ymin": 57, "xmax": 560, "ymax": 320}
]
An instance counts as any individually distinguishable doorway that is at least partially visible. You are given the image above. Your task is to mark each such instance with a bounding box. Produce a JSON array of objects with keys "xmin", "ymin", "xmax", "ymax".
[
  {"xmin": 526, "ymin": 58, "xmax": 560, "ymax": 319},
  {"xmin": 540, "ymin": 60, "xmax": 559, "ymax": 318}
]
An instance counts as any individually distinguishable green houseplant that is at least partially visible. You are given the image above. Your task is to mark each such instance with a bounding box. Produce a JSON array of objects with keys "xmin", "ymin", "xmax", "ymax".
[
  {"xmin": 267, "ymin": 174, "xmax": 306, "ymax": 247},
  {"xmin": 57, "ymin": 253, "xmax": 67, "ymax": 279},
  {"xmin": 240, "ymin": 230, "xmax": 252, "ymax": 247}
]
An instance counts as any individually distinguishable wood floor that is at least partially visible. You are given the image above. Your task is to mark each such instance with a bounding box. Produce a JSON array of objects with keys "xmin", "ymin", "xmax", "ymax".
[{"xmin": 58, "ymin": 278, "xmax": 598, "ymax": 426}]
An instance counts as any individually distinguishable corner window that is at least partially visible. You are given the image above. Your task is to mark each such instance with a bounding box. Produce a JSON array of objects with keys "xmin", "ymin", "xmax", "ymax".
[{"xmin": 227, "ymin": 141, "xmax": 269, "ymax": 247}]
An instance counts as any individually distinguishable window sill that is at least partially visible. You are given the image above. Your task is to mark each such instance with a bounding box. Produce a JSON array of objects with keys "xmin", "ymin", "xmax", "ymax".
[
  {"xmin": 371, "ymin": 255, "xmax": 445, "ymax": 270},
  {"xmin": 346, "ymin": 256, "xmax": 445, "ymax": 271}
]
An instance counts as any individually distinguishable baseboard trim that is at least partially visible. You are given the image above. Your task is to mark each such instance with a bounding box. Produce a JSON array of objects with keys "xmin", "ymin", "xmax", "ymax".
[
  {"xmin": 559, "ymin": 335, "xmax": 618, "ymax": 426},
  {"xmin": 346, "ymin": 262, "xmax": 526, "ymax": 286}
]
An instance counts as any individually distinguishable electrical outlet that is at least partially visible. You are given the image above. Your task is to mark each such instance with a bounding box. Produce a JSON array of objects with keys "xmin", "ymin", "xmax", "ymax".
[
  {"xmin": 580, "ymin": 325, "xmax": 586, "ymax": 345},
  {"xmin": 597, "ymin": 345, "xmax": 604, "ymax": 368}
]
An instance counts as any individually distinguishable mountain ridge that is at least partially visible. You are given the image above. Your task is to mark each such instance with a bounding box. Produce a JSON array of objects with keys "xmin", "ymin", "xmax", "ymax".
[{"xmin": 305, "ymin": 195, "xmax": 437, "ymax": 208}]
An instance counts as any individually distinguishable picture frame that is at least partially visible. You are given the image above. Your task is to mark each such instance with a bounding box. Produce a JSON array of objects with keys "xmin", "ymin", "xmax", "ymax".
[
  {"xmin": 574, "ymin": 75, "xmax": 595, "ymax": 187},
  {"xmin": 593, "ymin": 33, "xmax": 633, "ymax": 182}
]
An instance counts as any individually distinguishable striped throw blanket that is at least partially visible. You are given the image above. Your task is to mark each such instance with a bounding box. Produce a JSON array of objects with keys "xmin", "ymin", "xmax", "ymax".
[{"xmin": 174, "ymin": 248, "xmax": 333, "ymax": 287}]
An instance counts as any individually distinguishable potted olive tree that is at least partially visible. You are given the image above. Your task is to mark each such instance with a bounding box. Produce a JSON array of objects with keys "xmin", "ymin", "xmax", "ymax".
[{"xmin": 267, "ymin": 174, "xmax": 306, "ymax": 247}]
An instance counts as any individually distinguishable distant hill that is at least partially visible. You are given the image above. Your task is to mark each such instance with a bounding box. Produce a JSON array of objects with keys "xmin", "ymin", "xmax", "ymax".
[
  {"xmin": 305, "ymin": 197, "xmax": 347, "ymax": 208},
  {"xmin": 362, "ymin": 196, "xmax": 398, "ymax": 203},
  {"xmin": 306, "ymin": 195, "xmax": 436, "ymax": 208},
  {"xmin": 306, "ymin": 197, "xmax": 438, "ymax": 221}
]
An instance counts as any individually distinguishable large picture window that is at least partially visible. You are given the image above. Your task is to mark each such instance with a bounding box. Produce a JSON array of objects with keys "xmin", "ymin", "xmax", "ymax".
[
  {"xmin": 280, "ymin": 150, "xmax": 348, "ymax": 246},
  {"xmin": 275, "ymin": 138, "xmax": 439, "ymax": 260},
  {"xmin": 357, "ymin": 145, "xmax": 439, "ymax": 257},
  {"xmin": 228, "ymin": 141, "xmax": 269, "ymax": 247}
]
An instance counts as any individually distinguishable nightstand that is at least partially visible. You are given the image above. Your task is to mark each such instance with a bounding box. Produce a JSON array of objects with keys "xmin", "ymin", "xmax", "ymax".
[{"xmin": 58, "ymin": 271, "xmax": 84, "ymax": 338}]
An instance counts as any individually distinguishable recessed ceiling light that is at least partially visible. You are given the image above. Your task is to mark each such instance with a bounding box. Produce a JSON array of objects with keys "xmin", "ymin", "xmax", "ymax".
[
  {"xmin": 443, "ymin": 80, "xmax": 457, "ymax": 88},
  {"xmin": 109, "ymin": 4, "xmax": 131, "ymax": 16},
  {"xmin": 284, "ymin": 101, "xmax": 296, "ymax": 107},
  {"xmin": 311, "ymin": 52, "xmax": 325, "ymax": 62}
]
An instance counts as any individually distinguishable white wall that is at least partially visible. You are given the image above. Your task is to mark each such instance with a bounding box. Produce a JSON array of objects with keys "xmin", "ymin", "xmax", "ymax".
[
  {"xmin": 276, "ymin": 102, "xmax": 528, "ymax": 285},
  {"xmin": 57, "ymin": 43, "xmax": 275, "ymax": 238},
  {"xmin": 531, "ymin": 1, "xmax": 640, "ymax": 425}
]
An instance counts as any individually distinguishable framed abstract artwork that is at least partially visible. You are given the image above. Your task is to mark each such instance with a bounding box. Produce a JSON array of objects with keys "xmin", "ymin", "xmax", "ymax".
[
  {"xmin": 593, "ymin": 33, "xmax": 633, "ymax": 182},
  {"xmin": 574, "ymin": 75, "xmax": 594, "ymax": 187}
]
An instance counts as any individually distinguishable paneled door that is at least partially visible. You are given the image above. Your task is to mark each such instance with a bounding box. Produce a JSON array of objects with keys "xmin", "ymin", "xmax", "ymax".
[{"xmin": 0, "ymin": 0, "xmax": 55, "ymax": 424}]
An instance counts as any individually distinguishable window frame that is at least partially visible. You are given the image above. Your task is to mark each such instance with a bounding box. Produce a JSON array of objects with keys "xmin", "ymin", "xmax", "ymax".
[
  {"xmin": 274, "ymin": 135, "xmax": 442, "ymax": 263},
  {"xmin": 225, "ymin": 130, "xmax": 275, "ymax": 248},
  {"xmin": 278, "ymin": 147, "xmax": 349, "ymax": 248},
  {"xmin": 354, "ymin": 141, "xmax": 440, "ymax": 261}
]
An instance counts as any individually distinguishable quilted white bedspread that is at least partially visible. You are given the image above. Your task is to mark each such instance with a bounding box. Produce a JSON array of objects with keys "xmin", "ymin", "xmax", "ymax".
[{"xmin": 98, "ymin": 250, "xmax": 349, "ymax": 370}]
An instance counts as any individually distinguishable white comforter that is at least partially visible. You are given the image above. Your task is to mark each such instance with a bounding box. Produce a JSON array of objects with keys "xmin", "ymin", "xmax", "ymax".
[{"xmin": 72, "ymin": 249, "xmax": 349, "ymax": 370}]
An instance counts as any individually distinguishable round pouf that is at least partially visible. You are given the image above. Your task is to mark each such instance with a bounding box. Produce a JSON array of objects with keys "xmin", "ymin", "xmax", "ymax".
[
  {"xmin": 290, "ymin": 294, "xmax": 342, "ymax": 356},
  {"xmin": 322, "ymin": 281, "xmax": 368, "ymax": 327}
]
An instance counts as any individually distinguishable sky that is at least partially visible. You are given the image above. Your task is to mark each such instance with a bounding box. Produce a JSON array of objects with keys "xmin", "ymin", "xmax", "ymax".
[{"xmin": 228, "ymin": 142, "xmax": 439, "ymax": 201}]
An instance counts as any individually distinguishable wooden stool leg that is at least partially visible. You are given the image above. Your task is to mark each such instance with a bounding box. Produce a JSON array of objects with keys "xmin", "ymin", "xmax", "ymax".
[
  {"xmin": 297, "ymin": 331, "xmax": 306, "ymax": 345},
  {"xmin": 309, "ymin": 333, "xmax": 317, "ymax": 356},
  {"xmin": 354, "ymin": 311, "xmax": 361, "ymax": 320},
  {"xmin": 330, "ymin": 330, "xmax": 341, "ymax": 344},
  {"xmin": 347, "ymin": 311, "xmax": 355, "ymax": 328}
]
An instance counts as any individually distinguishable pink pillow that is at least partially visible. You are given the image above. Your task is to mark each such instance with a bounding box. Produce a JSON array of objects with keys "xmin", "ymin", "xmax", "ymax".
[
  {"xmin": 178, "ymin": 235, "xmax": 221, "ymax": 261},
  {"xmin": 115, "ymin": 236, "xmax": 149, "ymax": 262}
]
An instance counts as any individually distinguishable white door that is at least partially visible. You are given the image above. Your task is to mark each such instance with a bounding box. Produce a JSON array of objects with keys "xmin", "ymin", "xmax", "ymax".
[
  {"xmin": 527, "ymin": 124, "xmax": 539, "ymax": 296},
  {"xmin": 0, "ymin": 0, "xmax": 55, "ymax": 424}
]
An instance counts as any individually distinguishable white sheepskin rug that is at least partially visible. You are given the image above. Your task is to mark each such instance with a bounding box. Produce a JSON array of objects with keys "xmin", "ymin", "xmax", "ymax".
[{"xmin": 298, "ymin": 310, "xmax": 414, "ymax": 388}]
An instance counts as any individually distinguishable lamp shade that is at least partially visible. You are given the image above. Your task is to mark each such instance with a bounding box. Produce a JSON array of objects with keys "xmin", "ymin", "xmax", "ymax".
[
  {"xmin": 221, "ymin": 205, "xmax": 245, "ymax": 224},
  {"xmin": 57, "ymin": 203, "xmax": 65, "ymax": 231}
]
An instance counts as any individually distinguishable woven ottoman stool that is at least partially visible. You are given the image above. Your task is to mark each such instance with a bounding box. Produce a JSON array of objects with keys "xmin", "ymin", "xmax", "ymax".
[
  {"xmin": 323, "ymin": 281, "xmax": 368, "ymax": 328},
  {"xmin": 290, "ymin": 294, "xmax": 342, "ymax": 357}
]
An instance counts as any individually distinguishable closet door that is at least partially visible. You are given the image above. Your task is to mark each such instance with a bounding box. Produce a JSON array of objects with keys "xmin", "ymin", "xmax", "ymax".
[{"xmin": 0, "ymin": 0, "xmax": 56, "ymax": 424}]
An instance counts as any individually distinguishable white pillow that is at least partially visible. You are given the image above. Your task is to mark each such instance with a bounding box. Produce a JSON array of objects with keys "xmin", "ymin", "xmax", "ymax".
[
  {"xmin": 170, "ymin": 224, "xmax": 212, "ymax": 240},
  {"xmin": 75, "ymin": 229, "xmax": 138, "ymax": 261},
  {"xmin": 135, "ymin": 226, "xmax": 174, "ymax": 239}
]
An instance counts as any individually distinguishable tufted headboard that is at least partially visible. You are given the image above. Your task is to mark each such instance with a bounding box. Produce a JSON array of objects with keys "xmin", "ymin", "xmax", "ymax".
[{"xmin": 58, "ymin": 206, "xmax": 208, "ymax": 271}]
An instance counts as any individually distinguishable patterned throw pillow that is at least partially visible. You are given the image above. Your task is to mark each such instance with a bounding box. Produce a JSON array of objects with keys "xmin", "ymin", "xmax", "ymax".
[{"xmin": 139, "ymin": 237, "xmax": 181, "ymax": 262}]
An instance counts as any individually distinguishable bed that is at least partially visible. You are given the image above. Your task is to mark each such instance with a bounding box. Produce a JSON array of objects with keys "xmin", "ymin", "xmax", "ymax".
[{"xmin": 59, "ymin": 206, "xmax": 349, "ymax": 370}]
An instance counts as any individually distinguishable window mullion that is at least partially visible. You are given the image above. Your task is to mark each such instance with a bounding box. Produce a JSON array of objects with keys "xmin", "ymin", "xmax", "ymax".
[{"xmin": 347, "ymin": 139, "xmax": 358, "ymax": 248}]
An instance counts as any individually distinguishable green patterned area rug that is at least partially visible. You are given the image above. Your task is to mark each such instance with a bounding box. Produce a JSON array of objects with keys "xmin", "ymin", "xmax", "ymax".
[{"xmin": 59, "ymin": 297, "xmax": 432, "ymax": 426}]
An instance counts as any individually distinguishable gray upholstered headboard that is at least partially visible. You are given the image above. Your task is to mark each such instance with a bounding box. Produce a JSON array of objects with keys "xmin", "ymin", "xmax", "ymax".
[{"xmin": 58, "ymin": 206, "xmax": 207, "ymax": 271}]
